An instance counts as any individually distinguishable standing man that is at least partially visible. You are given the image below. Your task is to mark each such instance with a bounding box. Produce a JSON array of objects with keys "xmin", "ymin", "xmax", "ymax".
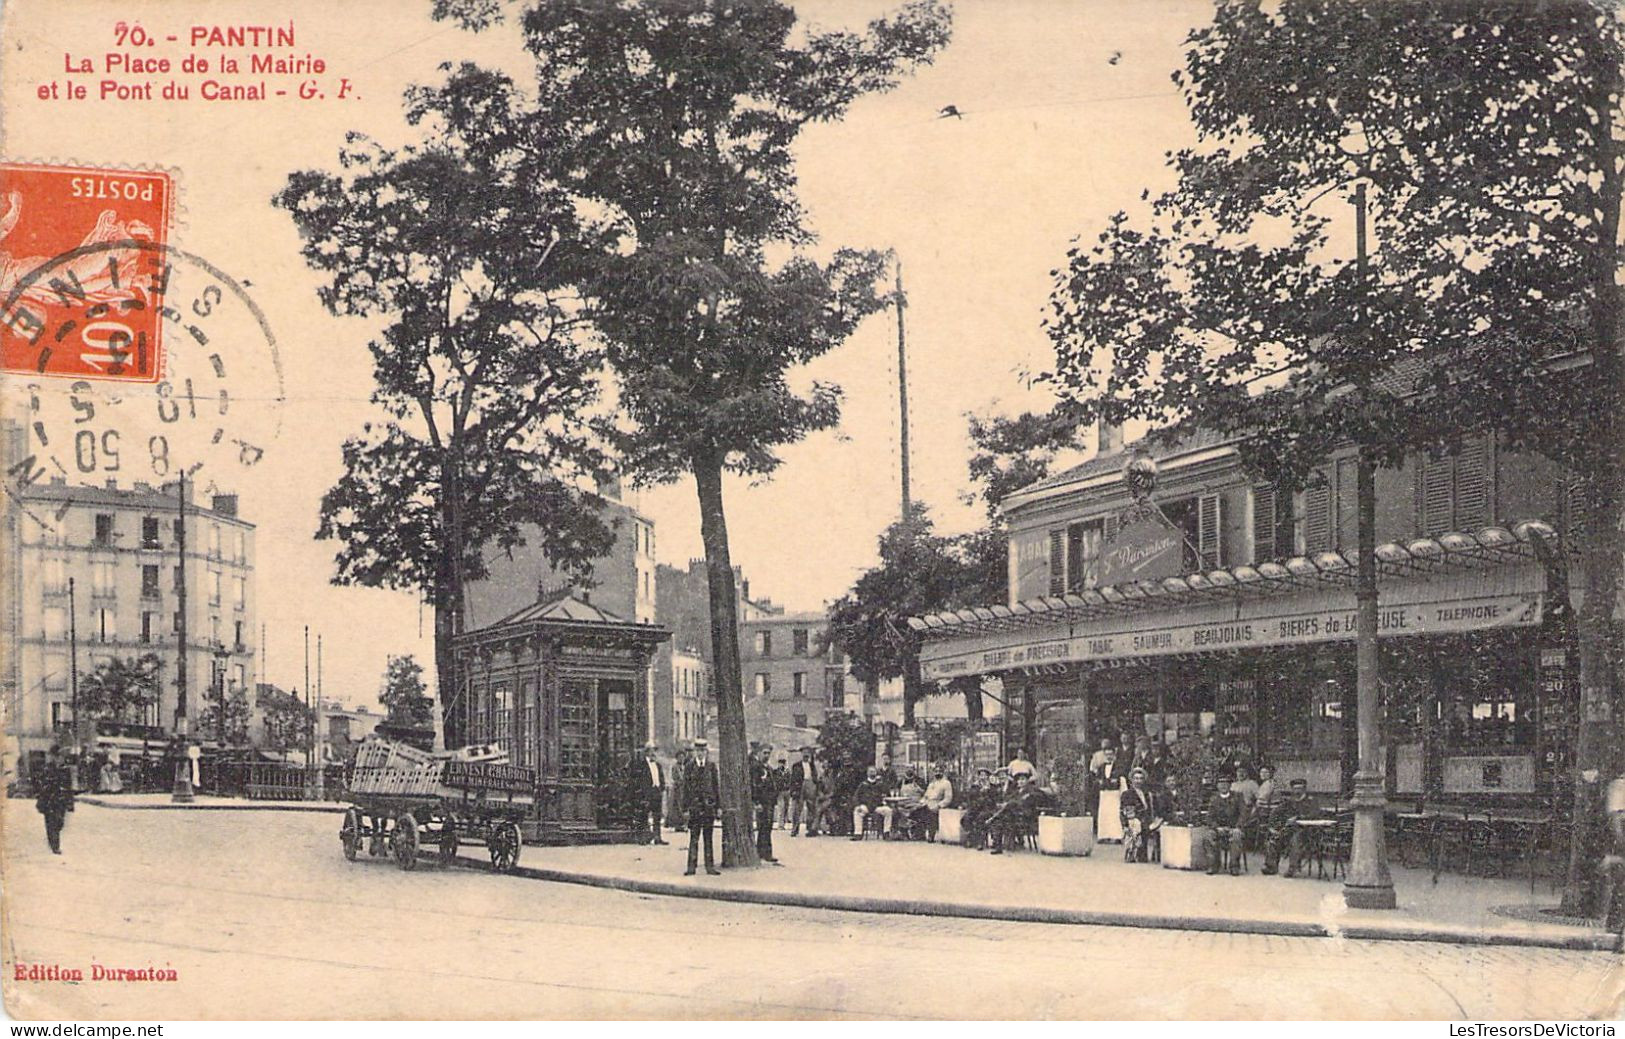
[
  {"xmin": 791, "ymin": 747, "xmax": 821, "ymax": 837},
  {"xmin": 771, "ymin": 754, "xmax": 793, "ymax": 829},
  {"xmin": 630, "ymin": 741, "xmax": 667, "ymax": 845},
  {"xmin": 34, "ymin": 745, "xmax": 75, "ymax": 855},
  {"xmin": 682, "ymin": 738, "xmax": 722, "ymax": 876},
  {"xmin": 749, "ymin": 744, "xmax": 779, "ymax": 863}
]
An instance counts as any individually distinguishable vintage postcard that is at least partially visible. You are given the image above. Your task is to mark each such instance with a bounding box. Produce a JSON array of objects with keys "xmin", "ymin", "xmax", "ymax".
[{"xmin": 1, "ymin": 0, "xmax": 1622, "ymax": 1024}]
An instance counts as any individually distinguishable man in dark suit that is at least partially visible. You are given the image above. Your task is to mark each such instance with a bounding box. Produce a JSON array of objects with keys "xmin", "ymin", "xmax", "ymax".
[
  {"xmin": 629, "ymin": 740, "xmax": 667, "ymax": 845},
  {"xmin": 789, "ymin": 747, "xmax": 821, "ymax": 836},
  {"xmin": 34, "ymin": 745, "xmax": 75, "ymax": 855},
  {"xmin": 682, "ymin": 737, "xmax": 722, "ymax": 875},
  {"xmin": 749, "ymin": 743, "xmax": 779, "ymax": 862}
]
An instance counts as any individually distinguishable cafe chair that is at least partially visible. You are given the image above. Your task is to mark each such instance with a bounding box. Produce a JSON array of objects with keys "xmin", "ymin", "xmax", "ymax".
[{"xmin": 1324, "ymin": 817, "xmax": 1354, "ymax": 880}]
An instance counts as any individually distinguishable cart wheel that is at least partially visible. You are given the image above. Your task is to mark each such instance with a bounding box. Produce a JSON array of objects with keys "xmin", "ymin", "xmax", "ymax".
[
  {"xmin": 438, "ymin": 824, "xmax": 460, "ymax": 866},
  {"xmin": 393, "ymin": 813, "xmax": 420, "ymax": 871},
  {"xmin": 488, "ymin": 821, "xmax": 522, "ymax": 873},
  {"xmin": 340, "ymin": 808, "xmax": 362, "ymax": 862}
]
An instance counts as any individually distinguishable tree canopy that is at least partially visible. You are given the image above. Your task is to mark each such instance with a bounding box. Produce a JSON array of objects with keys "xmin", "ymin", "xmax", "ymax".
[
  {"xmin": 76, "ymin": 654, "xmax": 160, "ymax": 721},
  {"xmin": 379, "ymin": 654, "xmax": 435, "ymax": 729}
]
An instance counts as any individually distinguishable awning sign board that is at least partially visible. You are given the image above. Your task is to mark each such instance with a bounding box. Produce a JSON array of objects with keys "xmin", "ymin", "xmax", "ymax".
[{"xmin": 920, "ymin": 565, "xmax": 1545, "ymax": 680}]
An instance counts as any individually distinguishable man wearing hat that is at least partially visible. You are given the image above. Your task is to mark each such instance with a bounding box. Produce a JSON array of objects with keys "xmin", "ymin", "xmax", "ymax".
[
  {"xmin": 681, "ymin": 738, "xmax": 722, "ymax": 875},
  {"xmin": 629, "ymin": 740, "xmax": 668, "ymax": 845},
  {"xmin": 749, "ymin": 743, "xmax": 780, "ymax": 862},
  {"xmin": 1264, "ymin": 778, "xmax": 1322, "ymax": 877},
  {"xmin": 789, "ymin": 747, "xmax": 821, "ymax": 837},
  {"xmin": 1204, "ymin": 773, "xmax": 1251, "ymax": 875}
]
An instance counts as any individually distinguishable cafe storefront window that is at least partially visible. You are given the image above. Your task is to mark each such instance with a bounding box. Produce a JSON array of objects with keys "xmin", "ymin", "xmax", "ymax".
[{"xmin": 1436, "ymin": 634, "xmax": 1535, "ymax": 750}]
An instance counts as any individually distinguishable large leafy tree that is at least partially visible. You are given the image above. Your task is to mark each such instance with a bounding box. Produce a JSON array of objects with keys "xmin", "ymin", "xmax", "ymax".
[
  {"xmin": 827, "ymin": 504, "xmax": 1004, "ymax": 725},
  {"xmin": 1045, "ymin": 1, "xmax": 1623, "ymax": 912},
  {"xmin": 276, "ymin": 69, "xmax": 615, "ymax": 740},
  {"xmin": 437, "ymin": 0, "xmax": 952, "ymax": 865},
  {"xmin": 256, "ymin": 684, "xmax": 313, "ymax": 755},
  {"xmin": 77, "ymin": 654, "xmax": 160, "ymax": 721},
  {"xmin": 379, "ymin": 654, "xmax": 435, "ymax": 729}
]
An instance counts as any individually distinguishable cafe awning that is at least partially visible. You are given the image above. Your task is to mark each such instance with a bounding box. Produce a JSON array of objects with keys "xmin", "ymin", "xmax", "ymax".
[{"xmin": 910, "ymin": 520, "xmax": 1557, "ymax": 681}]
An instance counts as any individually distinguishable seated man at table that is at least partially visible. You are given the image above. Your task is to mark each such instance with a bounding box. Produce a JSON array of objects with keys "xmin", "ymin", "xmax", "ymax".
[
  {"xmin": 850, "ymin": 766, "xmax": 895, "ymax": 840},
  {"xmin": 893, "ymin": 770, "xmax": 926, "ymax": 839},
  {"xmin": 1119, "ymin": 766, "xmax": 1166, "ymax": 863},
  {"xmin": 961, "ymin": 769, "xmax": 1002, "ymax": 849},
  {"xmin": 1204, "ymin": 774, "xmax": 1251, "ymax": 875},
  {"xmin": 1265, "ymin": 778, "xmax": 1324, "ymax": 877},
  {"xmin": 987, "ymin": 772, "xmax": 1054, "ymax": 854},
  {"xmin": 920, "ymin": 768, "xmax": 954, "ymax": 841}
]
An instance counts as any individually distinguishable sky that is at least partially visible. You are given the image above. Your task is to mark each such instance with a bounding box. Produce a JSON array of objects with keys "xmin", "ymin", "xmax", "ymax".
[{"xmin": 2, "ymin": 0, "xmax": 1209, "ymax": 705}]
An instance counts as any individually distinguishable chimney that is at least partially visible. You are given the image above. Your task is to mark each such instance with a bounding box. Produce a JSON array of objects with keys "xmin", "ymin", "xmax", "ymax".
[
  {"xmin": 741, "ymin": 579, "xmax": 751, "ymax": 602},
  {"xmin": 105, "ymin": 477, "xmax": 118, "ymax": 490},
  {"xmin": 1097, "ymin": 418, "xmax": 1123, "ymax": 457},
  {"xmin": 212, "ymin": 493, "xmax": 239, "ymax": 517}
]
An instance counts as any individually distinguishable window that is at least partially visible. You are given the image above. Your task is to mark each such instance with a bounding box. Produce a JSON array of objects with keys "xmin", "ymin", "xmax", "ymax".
[
  {"xmin": 208, "ymin": 569, "xmax": 221, "ymax": 604},
  {"xmin": 755, "ymin": 630, "xmax": 772, "ymax": 657},
  {"xmin": 1251, "ymin": 484, "xmax": 1296, "ymax": 564},
  {"xmin": 96, "ymin": 606, "xmax": 115, "ymax": 642},
  {"xmin": 1064, "ymin": 516, "xmax": 1116, "ymax": 592},
  {"xmin": 755, "ymin": 673, "xmax": 770, "ymax": 697},
  {"xmin": 172, "ymin": 611, "xmax": 182, "ymax": 634},
  {"xmin": 793, "ymin": 714, "xmax": 808, "ymax": 730},
  {"xmin": 210, "ymin": 614, "xmax": 221, "ymax": 645},
  {"xmin": 43, "ymin": 606, "xmax": 67, "ymax": 639},
  {"xmin": 829, "ymin": 673, "xmax": 844, "ymax": 708},
  {"xmin": 91, "ymin": 560, "xmax": 115, "ymax": 597},
  {"xmin": 1303, "ymin": 475, "xmax": 1332, "ymax": 554},
  {"xmin": 793, "ymin": 629, "xmax": 809, "ymax": 655},
  {"xmin": 44, "ymin": 653, "xmax": 66, "ymax": 690},
  {"xmin": 792, "ymin": 672, "xmax": 806, "ymax": 698},
  {"xmin": 142, "ymin": 565, "xmax": 160, "ymax": 598},
  {"xmin": 94, "ymin": 513, "xmax": 114, "ymax": 546},
  {"xmin": 141, "ymin": 611, "xmax": 155, "ymax": 643},
  {"xmin": 40, "ymin": 557, "xmax": 65, "ymax": 594},
  {"xmin": 51, "ymin": 702, "xmax": 74, "ymax": 729},
  {"xmin": 232, "ymin": 528, "xmax": 246, "ymax": 562},
  {"xmin": 208, "ymin": 523, "xmax": 221, "ymax": 558},
  {"xmin": 234, "ymin": 620, "xmax": 244, "ymax": 648},
  {"xmin": 493, "ymin": 683, "xmax": 512, "ymax": 745},
  {"xmin": 142, "ymin": 516, "xmax": 161, "ymax": 549},
  {"xmin": 1416, "ymin": 437, "xmax": 1494, "ymax": 536},
  {"xmin": 173, "ymin": 565, "xmax": 183, "ymax": 591}
]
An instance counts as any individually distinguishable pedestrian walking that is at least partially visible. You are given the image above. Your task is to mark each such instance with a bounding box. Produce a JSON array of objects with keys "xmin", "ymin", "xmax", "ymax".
[
  {"xmin": 771, "ymin": 755, "xmax": 793, "ymax": 828},
  {"xmin": 682, "ymin": 738, "xmax": 722, "ymax": 876},
  {"xmin": 749, "ymin": 744, "xmax": 779, "ymax": 862},
  {"xmin": 790, "ymin": 747, "xmax": 821, "ymax": 836},
  {"xmin": 629, "ymin": 741, "xmax": 668, "ymax": 845},
  {"xmin": 34, "ymin": 746, "xmax": 75, "ymax": 855}
]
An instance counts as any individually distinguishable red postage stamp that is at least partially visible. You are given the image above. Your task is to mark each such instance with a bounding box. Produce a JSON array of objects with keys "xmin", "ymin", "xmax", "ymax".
[{"xmin": 0, "ymin": 161, "xmax": 173, "ymax": 381}]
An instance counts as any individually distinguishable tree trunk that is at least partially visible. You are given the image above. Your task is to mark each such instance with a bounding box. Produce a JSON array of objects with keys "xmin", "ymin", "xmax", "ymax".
[
  {"xmin": 902, "ymin": 662, "xmax": 919, "ymax": 728},
  {"xmin": 433, "ymin": 466, "xmax": 468, "ymax": 751},
  {"xmin": 692, "ymin": 453, "xmax": 759, "ymax": 868},
  {"xmin": 1562, "ymin": 68, "xmax": 1624, "ymax": 916}
]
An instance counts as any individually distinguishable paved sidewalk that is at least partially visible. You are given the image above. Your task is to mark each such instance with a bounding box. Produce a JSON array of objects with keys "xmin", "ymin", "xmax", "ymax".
[
  {"xmin": 75, "ymin": 792, "xmax": 347, "ymax": 812},
  {"xmin": 469, "ymin": 831, "xmax": 1620, "ymax": 952}
]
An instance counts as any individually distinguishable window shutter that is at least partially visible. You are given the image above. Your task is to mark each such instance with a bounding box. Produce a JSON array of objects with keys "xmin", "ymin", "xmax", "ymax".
[
  {"xmin": 1304, "ymin": 477, "xmax": 1331, "ymax": 553},
  {"xmin": 1421, "ymin": 453, "xmax": 1454, "ymax": 536},
  {"xmin": 1198, "ymin": 494, "xmax": 1222, "ymax": 569},
  {"xmin": 1066, "ymin": 522, "xmax": 1085, "ymax": 594},
  {"xmin": 1252, "ymin": 484, "xmax": 1277, "ymax": 564},
  {"xmin": 1335, "ymin": 457, "xmax": 1359, "ymax": 551},
  {"xmin": 1453, "ymin": 437, "xmax": 1491, "ymax": 531},
  {"xmin": 1048, "ymin": 529, "xmax": 1065, "ymax": 596},
  {"xmin": 1103, "ymin": 513, "xmax": 1119, "ymax": 543}
]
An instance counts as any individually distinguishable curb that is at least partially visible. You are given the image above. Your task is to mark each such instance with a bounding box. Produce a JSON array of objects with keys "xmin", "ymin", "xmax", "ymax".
[
  {"xmin": 77, "ymin": 796, "xmax": 346, "ymax": 813},
  {"xmin": 449, "ymin": 855, "xmax": 1622, "ymax": 954}
]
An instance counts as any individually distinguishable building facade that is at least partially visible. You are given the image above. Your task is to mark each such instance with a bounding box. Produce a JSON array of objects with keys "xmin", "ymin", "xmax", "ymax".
[
  {"xmin": 915, "ymin": 426, "xmax": 1587, "ymax": 807},
  {"xmin": 739, "ymin": 611, "xmax": 850, "ymax": 748},
  {"xmin": 6, "ymin": 470, "xmax": 258, "ymax": 771}
]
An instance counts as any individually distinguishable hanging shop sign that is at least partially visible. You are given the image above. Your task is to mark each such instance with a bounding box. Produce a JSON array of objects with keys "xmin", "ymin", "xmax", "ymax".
[
  {"xmin": 921, "ymin": 590, "xmax": 1543, "ymax": 680},
  {"xmin": 1096, "ymin": 509, "xmax": 1185, "ymax": 588}
]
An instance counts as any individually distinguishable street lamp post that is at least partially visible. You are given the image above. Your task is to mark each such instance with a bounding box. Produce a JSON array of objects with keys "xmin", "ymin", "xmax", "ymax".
[{"xmin": 172, "ymin": 472, "xmax": 194, "ymax": 803}]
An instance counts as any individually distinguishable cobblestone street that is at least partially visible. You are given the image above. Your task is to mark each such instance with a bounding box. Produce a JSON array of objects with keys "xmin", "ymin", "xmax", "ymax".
[{"xmin": 3, "ymin": 803, "xmax": 1619, "ymax": 1020}]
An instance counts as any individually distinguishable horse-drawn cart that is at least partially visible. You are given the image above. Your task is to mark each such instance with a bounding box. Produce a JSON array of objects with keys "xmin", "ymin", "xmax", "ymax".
[{"xmin": 339, "ymin": 740, "xmax": 536, "ymax": 873}]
